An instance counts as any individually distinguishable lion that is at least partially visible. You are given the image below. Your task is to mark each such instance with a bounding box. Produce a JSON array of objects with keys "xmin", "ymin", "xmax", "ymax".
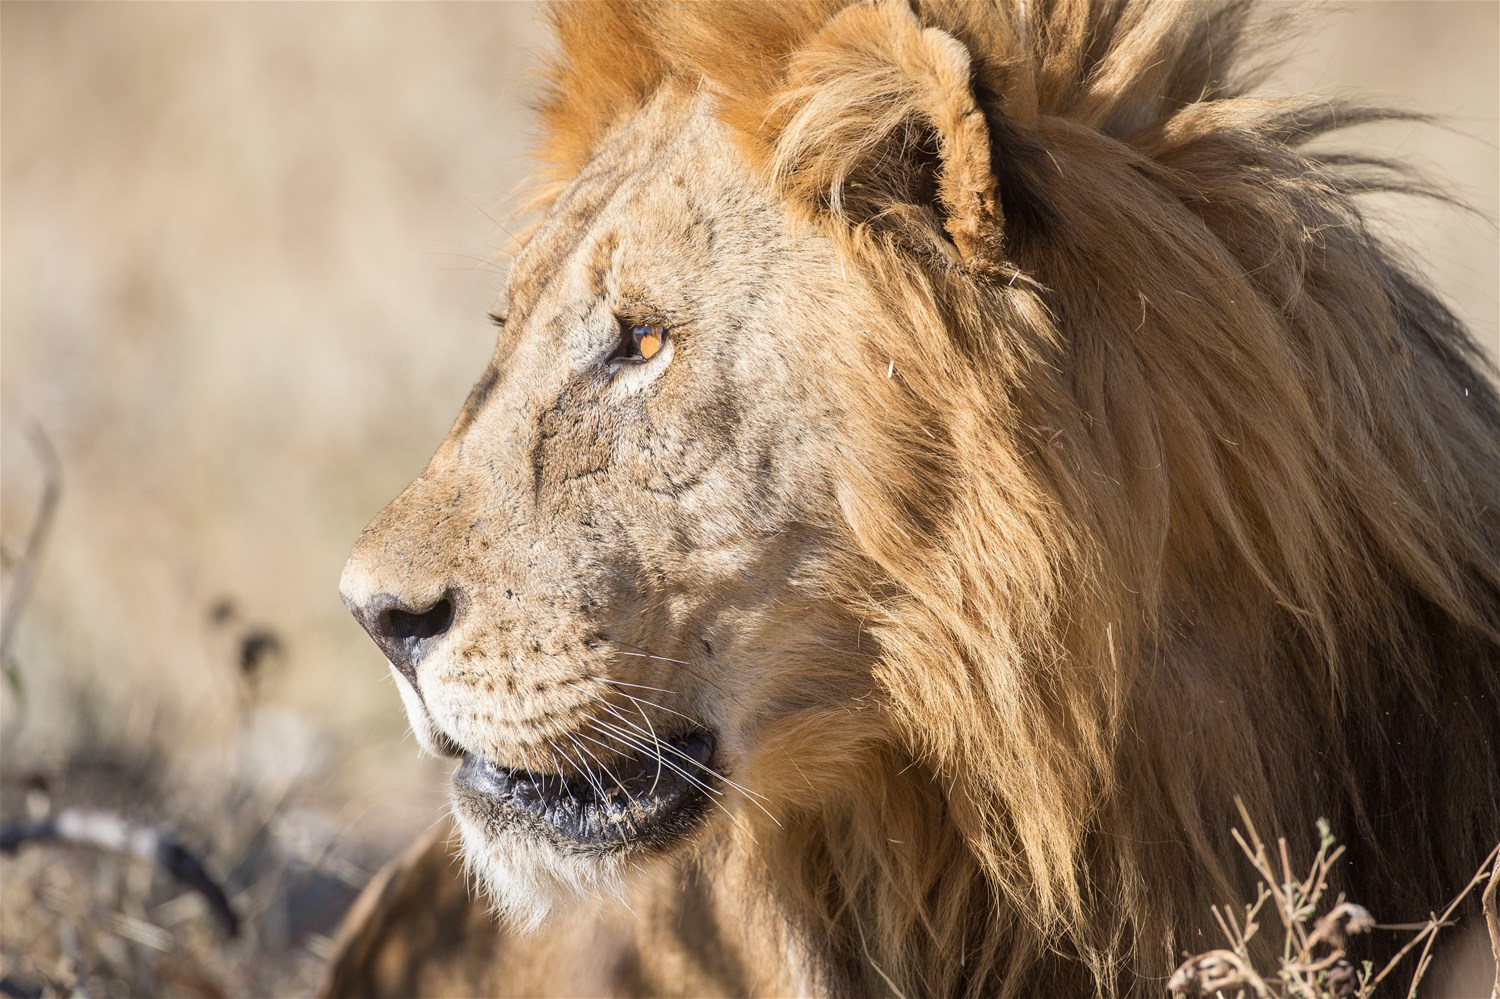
[{"xmin": 329, "ymin": 1, "xmax": 1500, "ymax": 995}]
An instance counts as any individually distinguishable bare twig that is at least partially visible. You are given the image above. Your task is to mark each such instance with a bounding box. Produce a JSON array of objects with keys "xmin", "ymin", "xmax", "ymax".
[
  {"xmin": 1481, "ymin": 846, "xmax": 1498, "ymax": 999},
  {"xmin": 1, "ymin": 808, "xmax": 240, "ymax": 937},
  {"xmin": 0, "ymin": 425, "xmax": 61, "ymax": 664},
  {"xmin": 1365, "ymin": 841, "xmax": 1499, "ymax": 995}
]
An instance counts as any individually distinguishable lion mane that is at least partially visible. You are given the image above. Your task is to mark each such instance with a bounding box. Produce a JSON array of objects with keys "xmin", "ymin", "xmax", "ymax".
[{"xmin": 330, "ymin": 1, "xmax": 1500, "ymax": 995}]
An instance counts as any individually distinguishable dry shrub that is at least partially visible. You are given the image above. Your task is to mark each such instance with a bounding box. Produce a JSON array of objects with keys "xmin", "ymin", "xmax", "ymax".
[{"xmin": 1169, "ymin": 803, "xmax": 1500, "ymax": 999}]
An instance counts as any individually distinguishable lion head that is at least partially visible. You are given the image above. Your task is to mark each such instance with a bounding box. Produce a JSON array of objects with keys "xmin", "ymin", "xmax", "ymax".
[
  {"xmin": 340, "ymin": 1, "xmax": 1500, "ymax": 993},
  {"xmin": 339, "ymin": 82, "xmax": 882, "ymax": 929}
]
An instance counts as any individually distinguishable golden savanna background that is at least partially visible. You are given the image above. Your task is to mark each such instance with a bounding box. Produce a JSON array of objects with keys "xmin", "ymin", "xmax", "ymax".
[{"xmin": 1, "ymin": 3, "xmax": 1496, "ymax": 995}]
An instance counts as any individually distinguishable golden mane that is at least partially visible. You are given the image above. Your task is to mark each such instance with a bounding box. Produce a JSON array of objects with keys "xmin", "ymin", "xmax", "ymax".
[{"xmin": 525, "ymin": 1, "xmax": 1500, "ymax": 993}]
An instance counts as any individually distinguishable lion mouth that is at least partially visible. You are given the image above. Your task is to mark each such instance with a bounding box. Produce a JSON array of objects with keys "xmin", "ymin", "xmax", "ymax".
[{"xmin": 452, "ymin": 729, "xmax": 718, "ymax": 852}]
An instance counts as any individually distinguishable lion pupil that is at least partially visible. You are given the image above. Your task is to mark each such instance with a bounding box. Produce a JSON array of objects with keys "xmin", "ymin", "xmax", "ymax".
[{"xmin": 634, "ymin": 325, "xmax": 662, "ymax": 360}]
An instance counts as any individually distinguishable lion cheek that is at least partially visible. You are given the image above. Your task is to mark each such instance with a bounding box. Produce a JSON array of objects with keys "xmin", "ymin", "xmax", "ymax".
[{"xmin": 420, "ymin": 683, "xmax": 518, "ymax": 764}]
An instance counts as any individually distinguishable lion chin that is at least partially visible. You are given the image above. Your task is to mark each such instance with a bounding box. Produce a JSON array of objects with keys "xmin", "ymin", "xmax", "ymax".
[
  {"xmin": 453, "ymin": 814, "xmax": 623, "ymax": 934},
  {"xmin": 449, "ymin": 729, "xmax": 720, "ymax": 931},
  {"xmin": 328, "ymin": 0, "xmax": 1500, "ymax": 996}
]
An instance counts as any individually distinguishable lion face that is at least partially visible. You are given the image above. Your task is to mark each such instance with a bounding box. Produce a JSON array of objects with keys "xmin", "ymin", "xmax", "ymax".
[{"xmin": 340, "ymin": 91, "xmax": 874, "ymax": 924}]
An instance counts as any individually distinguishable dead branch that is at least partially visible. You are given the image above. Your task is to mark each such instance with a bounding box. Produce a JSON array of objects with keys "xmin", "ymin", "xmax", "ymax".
[{"xmin": 0, "ymin": 808, "xmax": 239, "ymax": 937}]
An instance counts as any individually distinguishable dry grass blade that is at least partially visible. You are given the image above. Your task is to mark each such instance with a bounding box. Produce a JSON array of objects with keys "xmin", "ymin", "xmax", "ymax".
[{"xmin": 0, "ymin": 425, "xmax": 61, "ymax": 668}]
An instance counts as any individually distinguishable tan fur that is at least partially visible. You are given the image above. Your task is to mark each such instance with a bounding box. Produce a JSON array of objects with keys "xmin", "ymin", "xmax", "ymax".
[{"xmin": 331, "ymin": 1, "xmax": 1500, "ymax": 995}]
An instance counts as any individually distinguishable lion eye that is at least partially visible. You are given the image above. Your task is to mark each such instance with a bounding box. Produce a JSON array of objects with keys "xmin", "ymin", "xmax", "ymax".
[{"xmin": 615, "ymin": 321, "xmax": 668, "ymax": 365}]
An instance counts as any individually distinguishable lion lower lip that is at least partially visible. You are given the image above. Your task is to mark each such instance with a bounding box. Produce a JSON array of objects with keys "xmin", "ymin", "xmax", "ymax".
[{"xmin": 453, "ymin": 729, "xmax": 717, "ymax": 851}]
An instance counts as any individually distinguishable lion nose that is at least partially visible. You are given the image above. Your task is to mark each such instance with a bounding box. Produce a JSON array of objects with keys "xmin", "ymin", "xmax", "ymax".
[{"xmin": 344, "ymin": 589, "xmax": 458, "ymax": 685}]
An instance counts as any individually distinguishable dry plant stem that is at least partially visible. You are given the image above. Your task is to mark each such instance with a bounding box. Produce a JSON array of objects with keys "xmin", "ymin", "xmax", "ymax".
[
  {"xmin": 1483, "ymin": 848, "xmax": 1499, "ymax": 999},
  {"xmin": 1166, "ymin": 948, "xmax": 1270, "ymax": 997},
  {"xmin": 1366, "ymin": 841, "xmax": 1500, "ymax": 994},
  {"xmin": 1228, "ymin": 798, "xmax": 1354, "ymax": 997},
  {"xmin": 0, "ymin": 425, "xmax": 61, "ymax": 662}
]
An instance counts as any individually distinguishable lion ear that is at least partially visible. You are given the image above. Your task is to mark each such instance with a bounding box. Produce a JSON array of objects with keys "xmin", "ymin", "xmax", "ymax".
[{"xmin": 768, "ymin": 0, "xmax": 1005, "ymax": 270}]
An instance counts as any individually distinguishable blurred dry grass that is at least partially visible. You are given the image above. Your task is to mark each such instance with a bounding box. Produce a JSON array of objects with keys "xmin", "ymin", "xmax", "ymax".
[
  {"xmin": 1, "ymin": 4, "xmax": 551, "ymax": 993},
  {"xmin": 0, "ymin": 2, "xmax": 1495, "ymax": 996}
]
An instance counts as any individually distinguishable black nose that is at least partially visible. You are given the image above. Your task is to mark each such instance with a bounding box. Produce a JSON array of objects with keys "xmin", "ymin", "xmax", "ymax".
[{"xmin": 348, "ymin": 591, "xmax": 456, "ymax": 684}]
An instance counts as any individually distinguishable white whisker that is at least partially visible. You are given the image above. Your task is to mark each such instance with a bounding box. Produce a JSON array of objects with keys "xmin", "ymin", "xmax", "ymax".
[
  {"xmin": 560, "ymin": 732, "xmax": 608, "ymax": 800},
  {"xmin": 596, "ymin": 677, "xmax": 683, "ymax": 696},
  {"xmin": 562, "ymin": 731, "xmax": 635, "ymax": 849},
  {"xmin": 584, "ymin": 722, "xmax": 755, "ymax": 840},
  {"xmin": 615, "ymin": 650, "xmax": 693, "ymax": 666},
  {"xmin": 603, "ymin": 698, "xmax": 779, "ymax": 809},
  {"xmin": 544, "ymin": 741, "xmax": 580, "ymax": 807},
  {"xmin": 591, "ymin": 708, "xmax": 781, "ymax": 827},
  {"xmin": 626, "ymin": 695, "xmax": 665, "ymax": 796},
  {"xmin": 606, "ymin": 687, "xmax": 707, "ymax": 730},
  {"xmin": 588, "ymin": 716, "xmax": 723, "ymax": 800}
]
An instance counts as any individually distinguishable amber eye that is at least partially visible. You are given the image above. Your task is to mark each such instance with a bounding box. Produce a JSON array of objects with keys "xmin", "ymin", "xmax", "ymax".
[{"xmin": 615, "ymin": 321, "xmax": 668, "ymax": 365}]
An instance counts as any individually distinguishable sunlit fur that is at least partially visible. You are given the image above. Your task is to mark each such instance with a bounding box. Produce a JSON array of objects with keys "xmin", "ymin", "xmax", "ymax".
[{"xmin": 527, "ymin": 1, "xmax": 1500, "ymax": 994}]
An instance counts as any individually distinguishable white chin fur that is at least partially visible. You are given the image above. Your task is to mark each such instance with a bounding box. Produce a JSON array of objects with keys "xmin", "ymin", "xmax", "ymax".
[{"xmin": 453, "ymin": 809, "xmax": 633, "ymax": 932}]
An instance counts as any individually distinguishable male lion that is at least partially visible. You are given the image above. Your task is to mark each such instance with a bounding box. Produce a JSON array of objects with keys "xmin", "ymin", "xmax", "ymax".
[{"xmin": 331, "ymin": 1, "xmax": 1500, "ymax": 995}]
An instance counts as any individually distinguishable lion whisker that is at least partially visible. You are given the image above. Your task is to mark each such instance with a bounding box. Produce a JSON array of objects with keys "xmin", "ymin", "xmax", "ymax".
[
  {"xmin": 561, "ymin": 731, "xmax": 637, "ymax": 849},
  {"xmin": 584, "ymin": 723, "xmax": 757, "ymax": 841},
  {"xmin": 585, "ymin": 722, "xmax": 743, "ymax": 837},
  {"xmin": 592, "ymin": 706, "xmax": 781, "ymax": 825},
  {"xmin": 594, "ymin": 693, "xmax": 699, "ymax": 738},
  {"xmin": 601, "ymin": 699, "xmax": 782, "ymax": 812},
  {"xmin": 586, "ymin": 716, "xmax": 724, "ymax": 801},
  {"xmin": 543, "ymin": 741, "xmax": 581, "ymax": 808},
  {"xmin": 615, "ymin": 649, "xmax": 693, "ymax": 667},
  {"xmin": 594, "ymin": 677, "xmax": 683, "ymax": 697},
  {"xmin": 628, "ymin": 695, "xmax": 665, "ymax": 796},
  {"xmin": 559, "ymin": 737, "xmax": 609, "ymax": 802},
  {"xmin": 604, "ymin": 638, "xmax": 709, "ymax": 671},
  {"xmin": 592, "ymin": 696, "xmax": 668, "ymax": 794},
  {"xmin": 600, "ymin": 686, "xmax": 707, "ymax": 731},
  {"xmin": 516, "ymin": 742, "xmax": 537, "ymax": 781},
  {"xmin": 575, "ymin": 727, "xmax": 718, "ymax": 842},
  {"xmin": 562, "ymin": 730, "xmax": 625, "ymax": 799}
]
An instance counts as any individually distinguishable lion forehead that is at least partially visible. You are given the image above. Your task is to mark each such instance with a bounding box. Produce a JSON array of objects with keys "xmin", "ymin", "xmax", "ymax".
[{"xmin": 510, "ymin": 94, "xmax": 800, "ymax": 328}]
